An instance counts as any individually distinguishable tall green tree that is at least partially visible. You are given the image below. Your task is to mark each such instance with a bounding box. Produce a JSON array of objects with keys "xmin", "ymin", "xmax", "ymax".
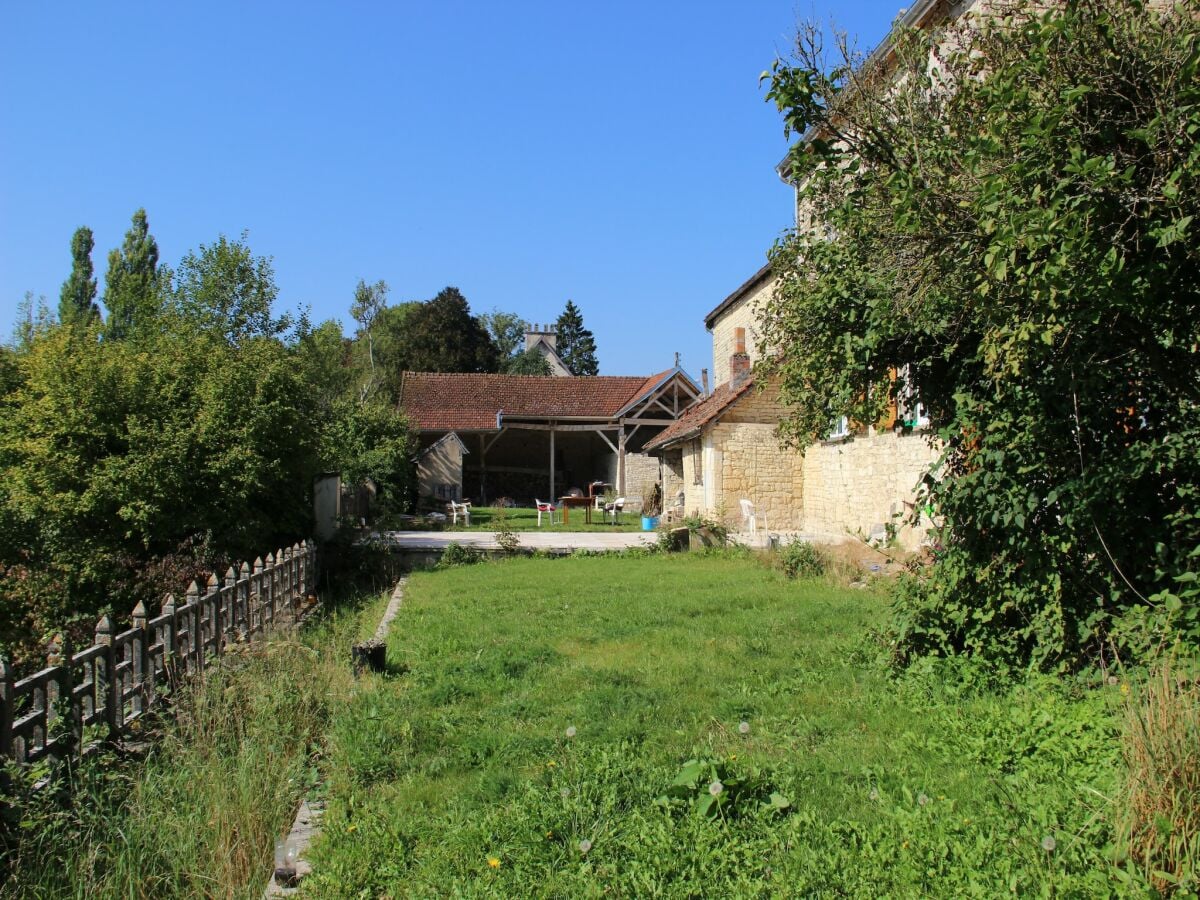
[
  {"xmin": 763, "ymin": 0, "xmax": 1200, "ymax": 667},
  {"xmin": 398, "ymin": 286, "xmax": 499, "ymax": 373},
  {"xmin": 171, "ymin": 232, "xmax": 286, "ymax": 344},
  {"xmin": 103, "ymin": 208, "xmax": 161, "ymax": 340},
  {"xmin": 58, "ymin": 226, "xmax": 100, "ymax": 327},
  {"xmin": 481, "ymin": 308, "xmax": 554, "ymax": 374},
  {"xmin": 555, "ymin": 300, "xmax": 598, "ymax": 375},
  {"xmin": 349, "ymin": 279, "xmax": 389, "ymax": 399}
]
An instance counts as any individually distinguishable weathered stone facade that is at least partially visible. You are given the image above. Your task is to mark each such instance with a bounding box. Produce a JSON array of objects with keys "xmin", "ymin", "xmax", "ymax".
[
  {"xmin": 800, "ymin": 431, "xmax": 940, "ymax": 548},
  {"xmin": 418, "ymin": 433, "xmax": 467, "ymax": 504},
  {"xmin": 710, "ymin": 275, "xmax": 774, "ymax": 386}
]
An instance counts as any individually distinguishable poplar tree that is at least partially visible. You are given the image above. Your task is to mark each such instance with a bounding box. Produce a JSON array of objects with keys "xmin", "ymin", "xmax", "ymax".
[
  {"xmin": 103, "ymin": 208, "xmax": 161, "ymax": 340},
  {"xmin": 555, "ymin": 300, "xmax": 599, "ymax": 375},
  {"xmin": 58, "ymin": 226, "xmax": 100, "ymax": 326}
]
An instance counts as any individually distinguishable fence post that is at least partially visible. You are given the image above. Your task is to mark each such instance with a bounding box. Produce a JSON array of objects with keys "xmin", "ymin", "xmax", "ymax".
[
  {"xmin": 205, "ymin": 573, "xmax": 221, "ymax": 658},
  {"xmin": 0, "ymin": 657, "xmax": 13, "ymax": 763},
  {"xmin": 251, "ymin": 558, "xmax": 264, "ymax": 635},
  {"xmin": 94, "ymin": 614, "xmax": 118, "ymax": 739},
  {"xmin": 223, "ymin": 566, "xmax": 238, "ymax": 642},
  {"xmin": 186, "ymin": 581, "xmax": 202, "ymax": 674},
  {"xmin": 132, "ymin": 600, "xmax": 150, "ymax": 716},
  {"xmin": 160, "ymin": 593, "xmax": 177, "ymax": 689},
  {"xmin": 291, "ymin": 543, "xmax": 302, "ymax": 617},
  {"xmin": 276, "ymin": 548, "xmax": 286, "ymax": 618},
  {"xmin": 238, "ymin": 561, "xmax": 251, "ymax": 639},
  {"xmin": 265, "ymin": 554, "xmax": 276, "ymax": 628}
]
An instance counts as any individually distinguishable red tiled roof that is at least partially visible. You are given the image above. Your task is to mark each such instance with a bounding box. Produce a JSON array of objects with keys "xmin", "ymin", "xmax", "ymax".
[
  {"xmin": 399, "ymin": 370, "xmax": 677, "ymax": 432},
  {"xmin": 643, "ymin": 376, "xmax": 756, "ymax": 451}
]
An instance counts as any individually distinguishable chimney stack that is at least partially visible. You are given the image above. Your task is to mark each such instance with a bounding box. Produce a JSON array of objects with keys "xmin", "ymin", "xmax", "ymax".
[
  {"xmin": 730, "ymin": 327, "xmax": 751, "ymax": 388},
  {"xmin": 701, "ymin": 368, "xmax": 709, "ymax": 396},
  {"xmin": 524, "ymin": 321, "xmax": 558, "ymax": 352}
]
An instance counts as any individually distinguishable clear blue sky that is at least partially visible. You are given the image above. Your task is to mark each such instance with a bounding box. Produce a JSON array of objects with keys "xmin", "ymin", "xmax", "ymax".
[{"xmin": 1, "ymin": 1, "xmax": 900, "ymax": 378}]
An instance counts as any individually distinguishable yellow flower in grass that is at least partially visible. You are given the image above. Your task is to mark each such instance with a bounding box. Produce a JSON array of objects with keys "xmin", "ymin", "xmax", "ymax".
[
  {"xmin": 546, "ymin": 760, "xmax": 557, "ymax": 768},
  {"xmin": 487, "ymin": 856, "xmax": 501, "ymax": 869}
]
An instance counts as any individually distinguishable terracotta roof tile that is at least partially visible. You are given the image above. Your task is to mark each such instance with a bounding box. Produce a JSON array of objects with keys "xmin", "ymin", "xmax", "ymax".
[
  {"xmin": 399, "ymin": 371, "xmax": 671, "ymax": 432},
  {"xmin": 643, "ymin": 376, "xmax": 756, "ymax": 451}
]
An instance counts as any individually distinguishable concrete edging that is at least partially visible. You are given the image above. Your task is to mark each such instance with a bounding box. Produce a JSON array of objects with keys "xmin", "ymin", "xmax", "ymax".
[{"xmin": 263, "ymin": 577, "xmax": 408, "ymax": 898}]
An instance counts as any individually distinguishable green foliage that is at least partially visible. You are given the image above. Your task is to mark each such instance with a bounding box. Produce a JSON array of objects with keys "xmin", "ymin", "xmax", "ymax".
[
  {"xmin": 348, "ymin": 278, "xmax": 388, "ymax": 397},
  {"xmin": 0, "ymin": 324, "xmax": 318, "ymax": 660},
  {"xmin": 397, "ymin": 286, "xmax": 499, "ymax": 373},
  {"xmin": 58, "ymin": 226, "xmax": 100, "ymax": 327},
  {"xmin": 10, "ymin": 292, "xmax": 55, "ymax": 350},
  {"xmin": 319, "ymin": 397, "xmax": 415, "ymax": 519},
  {"xmin": 681, "ymin": 512, "xmax": 728, "ymax": 545},
  {"xmin": 555, "ymin": 299, "xmax": 599, "ymax": 375},
  {"xmin": 506, "ymin": 346, "xmax": 553, "ymax": 375},
  {"xmin": 763, "ymin": 0, "xmax": 1200, "ymax": 668},
  {"xmin": 102, "ymin": 208, "xmax": 161, "ymax": 340},
  {"xmin": 479, "ymin": 309, "xmax": 525, "ymax": 361},
  {"xmin": 778, "ymin": 539, "xmax": 826, "ymax": 579},
  {"xmin": 438, "ymin": 541, "xmax": 483, "ymax": 568},
  {"xmin": 170, "ymin": 231, "xmax": 288, "ymax": 343}
]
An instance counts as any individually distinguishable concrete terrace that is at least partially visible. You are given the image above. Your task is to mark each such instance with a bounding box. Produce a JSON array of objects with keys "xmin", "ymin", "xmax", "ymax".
[{"xmin": 375, "ymin": 530, "xmax": 658, "ymax": 553}]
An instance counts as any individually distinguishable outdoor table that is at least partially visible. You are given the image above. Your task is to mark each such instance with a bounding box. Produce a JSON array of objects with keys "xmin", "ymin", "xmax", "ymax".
[{"xmin": 559, "ymin": 495, "xmax": 593, "ymax": 524}]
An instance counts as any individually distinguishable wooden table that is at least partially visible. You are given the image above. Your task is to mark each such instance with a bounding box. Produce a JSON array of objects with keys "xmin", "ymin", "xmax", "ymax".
[{"xmin": 559, "ymin": 495, "xmax": 595, "ymax": 524}]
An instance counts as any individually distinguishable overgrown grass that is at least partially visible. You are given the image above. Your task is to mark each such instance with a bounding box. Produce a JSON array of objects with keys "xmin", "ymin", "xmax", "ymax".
[
  {"xmin": 1120, "ymin": 656, "xmax": 1200, "ymax": 892},
  {"xmin": 0, "ymin": 584, "xmax": 386, "ymax": 899},
  {"xmin": 306, "ymin": 554, "xmax": 1136, "ymax": 896}
]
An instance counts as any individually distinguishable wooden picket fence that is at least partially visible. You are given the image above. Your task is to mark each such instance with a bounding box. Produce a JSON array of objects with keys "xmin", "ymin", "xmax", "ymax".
[{"xmin": 0, "ymin": 540, "xmax": 318, "ymax": 767}]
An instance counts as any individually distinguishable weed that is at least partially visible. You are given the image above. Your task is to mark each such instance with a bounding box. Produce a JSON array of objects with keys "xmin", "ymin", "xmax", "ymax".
[
  {"xmin": 778, "ymin": 539, "xmax": 826, "ymax": 578},
  {"xmin": 438, "ymin": 541, "xmax": 482, "ymax": 568},
  {"xmin": 1119, "ymin": 656, "xmax": 1200, "ymax": 893}
]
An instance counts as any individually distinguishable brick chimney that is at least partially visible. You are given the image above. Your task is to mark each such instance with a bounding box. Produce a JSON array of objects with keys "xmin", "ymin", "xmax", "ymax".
[{"xmin": 730, "ymin": 327, "xmax": 751, "ymax": 388}]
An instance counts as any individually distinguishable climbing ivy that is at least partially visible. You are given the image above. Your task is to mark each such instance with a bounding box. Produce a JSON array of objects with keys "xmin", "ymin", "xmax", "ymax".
[{"xmin": 762, "ymin": 0, "xmax": 1200, "ymax": 667}]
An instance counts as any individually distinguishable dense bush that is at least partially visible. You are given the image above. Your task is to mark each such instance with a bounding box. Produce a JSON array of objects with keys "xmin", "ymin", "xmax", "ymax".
[
  {"xmin": 764, "ymin": 0, "xmax": 1200, "ymax": 668},
  {"xmin": 778, "ymin": 540, "xmax": 826, "ymax": 579},
  {"xmin": 0, "ymin": 324, "xmax": 320, "ymax": 661}
]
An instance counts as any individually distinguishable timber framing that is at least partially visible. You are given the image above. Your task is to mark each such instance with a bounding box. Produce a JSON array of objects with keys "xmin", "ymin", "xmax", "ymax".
[{"xmin": 399, "ymin": 368, "xmax": 702, "ymax": 500}]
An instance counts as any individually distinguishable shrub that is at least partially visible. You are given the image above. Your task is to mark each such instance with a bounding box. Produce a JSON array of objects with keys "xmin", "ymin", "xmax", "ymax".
[
  {"xmin": 778, "ymin": 540, "xmax": 825, "ymax": 579},
  {"xmin": 439, "ymin": 541, "xmax": 482, "ymax": 568},
  {"xmin": 764, "ymin": 0, "xmax": 1200, "ymax": 668}
]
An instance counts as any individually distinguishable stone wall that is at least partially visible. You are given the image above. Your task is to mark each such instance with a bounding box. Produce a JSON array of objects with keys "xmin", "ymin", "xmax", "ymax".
[
  {"xmin": 661, "ymin": 451, "xmax": 686, "ymax": 515},
  {"xmin": 710, "ymin": 275, "xmax": 775, "ymax": 387},
  {"xmin": 712, "ymin": 422, "xmax": 805, "ymax": 531},
  {"xmin": 623, "ymin": 452, "xmax": 660, "ymax": 512},
  {"xmin": 681, "ymin": 439, "xmax": 707, "ymax": 515},
  {"xmin": 418, "ymin": 437, "xmax": 464, "ymax": 503},
  {"xmin": 661, "ymin": 379, "xmax": 939, "ymax": 548},
  {"xmin": 800, "ymin": 430, "xmax": 941, "ymax": 549}
]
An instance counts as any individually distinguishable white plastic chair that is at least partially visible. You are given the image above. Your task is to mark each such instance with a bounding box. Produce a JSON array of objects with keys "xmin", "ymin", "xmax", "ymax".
[
  {"xmin": 447, "ymin": 500, "xmax": 471, "ymax": 526},
  {"xmin": 535, "ymin": 499, "xmax": 556, "ymax": 526},
  {"xmin": 739, "ymin": 499, "xmax": 766, "ymax": 535},
  {"xmin": 604, "ymin": 496, "xmax": 626, "ymax": 524}
]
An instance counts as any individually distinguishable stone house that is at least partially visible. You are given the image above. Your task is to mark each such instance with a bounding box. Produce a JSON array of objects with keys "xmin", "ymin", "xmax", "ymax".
[
  {"xmin": 646, "ymin": 276, "xmax": 940, "ymax": 548},
  {"xmin": 399, "ymin": 367, "xmax": 701, "ymax": 509},
  {"xmin": 643, "ymin": 0, "xmax": 986, "ymax": 548}
]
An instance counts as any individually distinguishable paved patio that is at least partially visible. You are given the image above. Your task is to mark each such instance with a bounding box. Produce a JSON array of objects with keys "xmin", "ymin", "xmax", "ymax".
[{"xmin": 374, "ymin": 531, "xmax": 658, "ymax": 553}]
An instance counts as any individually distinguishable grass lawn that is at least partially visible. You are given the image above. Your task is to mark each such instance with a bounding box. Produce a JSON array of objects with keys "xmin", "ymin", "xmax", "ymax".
[
  {"xmin": 444, "ymin": 505, "xmax": 645, "ymax": 533},
  {"xmin": 307, "ymin": 554, "xmax": 1126, "ymax": 897}
]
